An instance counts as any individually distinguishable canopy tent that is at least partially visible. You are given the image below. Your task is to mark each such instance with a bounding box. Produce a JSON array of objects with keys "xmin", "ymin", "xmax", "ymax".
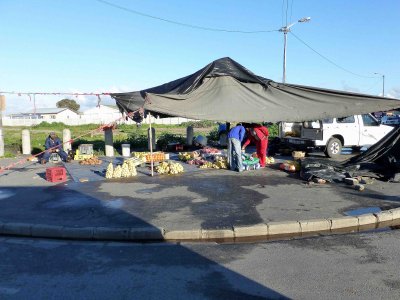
[{"xmin": 111, "ymin": 57, "xmax": 400, "ymax": 123}]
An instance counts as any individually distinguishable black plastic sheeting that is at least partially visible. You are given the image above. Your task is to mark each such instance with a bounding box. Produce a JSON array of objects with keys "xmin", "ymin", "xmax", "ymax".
[
  {"xmin": 111, "ymin": 57, "xmax": 400, "ymax": 123},
  {"xmin": 301, "ymin": 127, "xmax": 400, "ymax": 182},
  {"xmin": 112, "ymin": 57, "xmax": 269, "ymax": 122}
]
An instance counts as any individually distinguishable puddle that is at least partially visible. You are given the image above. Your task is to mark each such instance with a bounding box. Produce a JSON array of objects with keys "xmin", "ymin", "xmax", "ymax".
[
  {"xmin": 103, "ymin": 198, "xmax": 124, "ymax": 209},
  {"xmin": 344, "ymin": 207, "xmax": 382, "ymax": 216},
  {"xmin": 0, "ymin": 190, "xmax": 16, "ymax": 200}
]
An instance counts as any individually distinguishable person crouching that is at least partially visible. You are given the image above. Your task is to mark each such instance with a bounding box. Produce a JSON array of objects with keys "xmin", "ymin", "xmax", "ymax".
[
  {"xmin": 41, "ymin": 132, "xmax": 69, "ymax": 164},
  {"xmin": 242, "ymin": 123, "xmax": 269, "ymax": 168}
]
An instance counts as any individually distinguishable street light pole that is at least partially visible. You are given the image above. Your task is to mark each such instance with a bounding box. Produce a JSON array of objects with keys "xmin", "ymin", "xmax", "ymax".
[
  {"xmin": 279, "ymin": 17, "xmax": 311, "ymax": 83},
  {"xmin": 374, "ymin": 73, "xmax": 385, "ymax": 97}
]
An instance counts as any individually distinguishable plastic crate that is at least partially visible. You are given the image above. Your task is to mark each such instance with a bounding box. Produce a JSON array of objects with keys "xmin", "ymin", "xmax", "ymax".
[
  {"xmin": 46, "ymin": 167, "xmax": 67, "ymax": 182},
  {"xmin": 78, "ymin": 144, "xmax": 93, "ymax": 155}
]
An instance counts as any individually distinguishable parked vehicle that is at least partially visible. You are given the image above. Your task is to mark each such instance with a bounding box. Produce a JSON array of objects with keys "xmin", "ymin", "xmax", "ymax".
[
  {"xmin": 282, "ymin": 114, "xmax": 394, "ymax": 157},
  {"xmin": 381, "ymin": 115, "xmax": 400, "ymax": 126}
]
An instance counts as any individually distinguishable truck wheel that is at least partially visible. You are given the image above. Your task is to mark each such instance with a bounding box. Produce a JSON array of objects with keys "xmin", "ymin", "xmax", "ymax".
[{"xmin": 324, "ymin": 138, "xmax": 342, "ymax": 158}]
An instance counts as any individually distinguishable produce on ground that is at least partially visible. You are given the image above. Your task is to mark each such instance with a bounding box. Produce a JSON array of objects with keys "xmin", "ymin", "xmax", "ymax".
[
  {"xmin": 266, "ymin": 157, "xmax": 275, "ymax": 164},
  {"xmin": 156, "ymin": 161, "xmax": 184, "ymax": 175},
  {"xmin": 133, "ymin": 151, "xmax": 166, "ymax": 162},
  {"xmin": 121, "ymin": 162, "xmax": 130, "ymax": 178},
  {"xmin": 178, "ymin": 151, "xmax": 199, "ymax": 162},
  {"xmin": 187, "ymin": 158, "xmax": 206, "ymax": 166},
  {"xmin": 113, "ymin": 165, "xmax": 122, "ymax": 178},
  {"xmin": 105, "ymin": 163, "xmax": 114, "ymax": 179},
  {"xmin": 279, "ymin": 160, "xmax": 300, "ymax": 172},
  {"xmin": 79, "ymin": 156, "xmax": 102, "ymax": 165},
  {"xmin": 199, "ymin": 156, "xmax": 228, "ymax": 169},
  {"xmin": 200, "ymin": 147, "xmax": 221, "ymax": 154},
  {"xmin": 106, "ymin": 161, "xmax": 137, "ymax": 179},
  {"xmin": 126, "ymin": 160, "xmax": 138, "ymax": 177},
  {"xmin": 132, "ymin": 152, "xmax": 148, "ymax": 162},
  {"xmin": 199, "ymin": 161, "xmax": 214, "ymax": 169}
]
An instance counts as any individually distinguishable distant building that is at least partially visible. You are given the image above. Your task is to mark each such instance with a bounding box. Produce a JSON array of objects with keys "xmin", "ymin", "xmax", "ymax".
[
  {"xmin": 10, "ymin": 108, "xmax": 79, "ymax": 120},
  {"xmin": 81, "ymin": 105, "xmax": 121, "ymax": 123}
]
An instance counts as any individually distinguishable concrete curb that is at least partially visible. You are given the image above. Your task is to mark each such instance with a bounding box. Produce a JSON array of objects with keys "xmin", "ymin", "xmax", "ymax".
[{"xmin": 1, "ymin": 208, "xmax": 400, "ymax": 242}]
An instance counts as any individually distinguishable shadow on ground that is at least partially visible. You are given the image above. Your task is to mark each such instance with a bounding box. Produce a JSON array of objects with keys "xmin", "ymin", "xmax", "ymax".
[{"xmin": 0, "ymin": 184, "xmax": 288, "ymax": 299}]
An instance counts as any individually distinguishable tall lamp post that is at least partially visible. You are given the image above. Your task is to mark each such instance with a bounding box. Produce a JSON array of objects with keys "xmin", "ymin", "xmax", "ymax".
[
  {"xmin": 374, "ymin": 72, "xmax": 385, "ymax": 97},
  {"xmin": 279, "ymin": 17, "xmax": 311, "ymax": 83}
]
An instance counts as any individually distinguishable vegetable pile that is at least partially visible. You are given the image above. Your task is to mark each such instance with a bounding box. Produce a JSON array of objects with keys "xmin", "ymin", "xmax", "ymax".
[
  {"xmin": 105, "ymin": 160, "xmax": 138, "ymax": 179},
  {"xmin": 156, "ymin": 161, "xmax": 184, "ymax": 175},
  {"xmin": 79, "ymin": 156, "xmax": 102, "ymax": 165}
]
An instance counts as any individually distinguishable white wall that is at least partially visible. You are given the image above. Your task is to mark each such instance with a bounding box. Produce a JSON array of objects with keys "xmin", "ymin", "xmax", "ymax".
[{"xmin": 1, "ymin": 116, "xmax": 194, "ymax": 126}]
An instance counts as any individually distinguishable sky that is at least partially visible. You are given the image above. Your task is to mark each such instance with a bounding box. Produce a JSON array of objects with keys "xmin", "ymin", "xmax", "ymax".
[{"xmin": 1, "ymin": 0, "xmax": 399, "ymax": 114}]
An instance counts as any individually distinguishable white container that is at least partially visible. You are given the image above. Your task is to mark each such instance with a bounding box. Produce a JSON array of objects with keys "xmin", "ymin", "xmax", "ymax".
[{"xmin": 121, "ymin": 144, "xmax": 131, "ymax": 157}]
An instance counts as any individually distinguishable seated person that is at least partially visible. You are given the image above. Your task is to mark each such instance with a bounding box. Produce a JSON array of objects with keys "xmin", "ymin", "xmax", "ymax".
[{"xmin": 41, "ymin": 132, "xmax": 69, "ymax": 164}]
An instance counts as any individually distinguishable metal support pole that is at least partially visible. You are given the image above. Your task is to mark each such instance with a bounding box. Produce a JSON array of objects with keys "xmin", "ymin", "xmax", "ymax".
[
  {"xmin": 382, "ymin": 75, "xmax": 385, "ymax": 97},
  {"xmin": 149, "ymin": 113, "xmax": 154, "ymax": 177},
  {"xmin": 283, "ymin": 31, "xmax": 288, "ymax": 84}
]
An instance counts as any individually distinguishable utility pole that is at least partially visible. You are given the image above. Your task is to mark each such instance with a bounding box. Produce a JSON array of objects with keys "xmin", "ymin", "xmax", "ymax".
[
  {"xmin": 374, "ymin": 73, "xmax": 385, "ymax": 97},
  {"xmin": 279, "ymin": 17, "xmax": 311, "ymax": 83}
]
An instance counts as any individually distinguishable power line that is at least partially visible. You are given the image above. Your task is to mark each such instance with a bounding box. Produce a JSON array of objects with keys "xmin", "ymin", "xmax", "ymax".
[
  {"xmin": 96, "ymin": 0, "xmax": 278, "ymax": 34},
  {"xmin": 289, "ymin": 0, "xmax": 294, "ymax": 24},
  {"xmin": 289, "ymin": 31, "xmax": 376, "ymax": 79}
]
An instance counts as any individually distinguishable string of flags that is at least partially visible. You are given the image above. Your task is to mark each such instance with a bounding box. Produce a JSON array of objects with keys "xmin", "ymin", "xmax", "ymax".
[{"xmin": 0, "ymin": 91, "xmax": 112, "ymax": 96}]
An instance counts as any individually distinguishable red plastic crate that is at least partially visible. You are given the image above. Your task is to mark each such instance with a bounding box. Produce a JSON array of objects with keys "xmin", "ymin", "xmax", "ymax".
[{"xmin": 46, "ymin": 167, "xmax": 67, "ymax": 182}]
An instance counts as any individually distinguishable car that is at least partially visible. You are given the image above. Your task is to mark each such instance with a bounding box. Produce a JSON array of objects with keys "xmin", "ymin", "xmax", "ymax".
[{"xmin": 282, "ymin": 114, "xmax": 394, "ymax": 157}]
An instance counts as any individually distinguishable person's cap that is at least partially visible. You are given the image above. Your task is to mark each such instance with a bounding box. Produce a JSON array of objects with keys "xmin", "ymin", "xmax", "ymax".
[{"xmin": 49, "ymin": 131, "xmax": 56, "ymax": 135}]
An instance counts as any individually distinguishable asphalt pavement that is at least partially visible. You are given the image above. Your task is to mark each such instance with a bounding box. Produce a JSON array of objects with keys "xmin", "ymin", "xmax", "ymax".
[
  {"xmin": 0, "ymin": 156, "xmax": 399, "ymax": 234},
  {"xmin": 0, "ymin": 230, "xmax": 399, "ymax": 299}
]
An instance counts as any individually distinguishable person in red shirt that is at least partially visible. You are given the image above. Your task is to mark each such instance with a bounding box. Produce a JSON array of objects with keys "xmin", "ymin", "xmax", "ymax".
[{"xmin": 242, "ymin": 123, "xmax": 269, "ymax": 167}]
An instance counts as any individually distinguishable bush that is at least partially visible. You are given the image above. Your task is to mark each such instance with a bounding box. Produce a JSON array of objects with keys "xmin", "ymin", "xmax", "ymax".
[
  {"xmin": 207, "ymin": 127, "xmax": 220, "ymax": 142},
  {"xmin": 156, "ymin": 132, "xmax": 185, "ymax": 150},
  {"xmin": 267, "ymin": 123, "xmax": 279, "ymax": 138},
  {"xmin": 127, "ymin": 132, "xmax": 148, "ymax": 150}
]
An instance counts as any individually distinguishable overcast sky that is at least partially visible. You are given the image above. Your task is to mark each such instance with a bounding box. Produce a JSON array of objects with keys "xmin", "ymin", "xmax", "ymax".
[{"xmin": 1, "ymin": 0, "xmax": 399, "ymax": 114}]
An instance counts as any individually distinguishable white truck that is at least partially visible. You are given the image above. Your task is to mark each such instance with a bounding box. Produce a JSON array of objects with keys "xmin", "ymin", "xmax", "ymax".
[{"xmin": 283, "ymin": 114, "xmax": 394, "ymax": 157}]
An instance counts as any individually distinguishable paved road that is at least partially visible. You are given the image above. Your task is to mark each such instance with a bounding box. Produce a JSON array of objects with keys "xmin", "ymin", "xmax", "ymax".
[
  {"xmin": 0, "ymin": 230, "xmax": 399, "ymax": 299},
  {"xmin": 1, "ymin": 159, "xmax": 399, "ymax": 231}
]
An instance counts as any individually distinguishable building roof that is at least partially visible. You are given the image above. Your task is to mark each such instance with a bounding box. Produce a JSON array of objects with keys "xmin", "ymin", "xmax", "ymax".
[{"xmin": 24, "ymin": 108, "xmax": 71, "ymax": 114}]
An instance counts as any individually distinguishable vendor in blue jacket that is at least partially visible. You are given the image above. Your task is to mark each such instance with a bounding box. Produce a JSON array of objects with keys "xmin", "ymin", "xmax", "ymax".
[
  {"xmin": 227, "ymin": 123, "xmax": 245, "ymax": 172},
  {"xmin": 41, "ymin": 132, "xmax": 69, "ymax": 164}
]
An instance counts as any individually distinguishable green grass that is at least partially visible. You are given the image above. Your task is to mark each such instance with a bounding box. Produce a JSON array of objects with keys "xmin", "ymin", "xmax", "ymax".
[
  {"xmin": 0, "ymin": 152, "xmax": 15, "ymax": 158},
  {"xmin": 2, "ymin": 121, "xmax": 279, "ymax": 156}
]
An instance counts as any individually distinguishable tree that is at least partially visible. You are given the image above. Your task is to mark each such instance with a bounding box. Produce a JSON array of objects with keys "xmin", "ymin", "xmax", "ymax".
[{"xmin": 56, "ymin": 99, "xmax": 80, "ymax": 113}]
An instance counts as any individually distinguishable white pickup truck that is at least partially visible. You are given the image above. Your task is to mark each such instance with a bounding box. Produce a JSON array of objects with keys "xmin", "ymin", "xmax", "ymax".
[{"xmin": 283, "ymin": 114, "xmax": 394, "ymax": 157}]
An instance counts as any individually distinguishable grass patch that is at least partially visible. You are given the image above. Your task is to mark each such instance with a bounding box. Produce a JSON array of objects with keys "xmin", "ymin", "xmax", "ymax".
[
  {"xmin": 4, "ymin": 121, "xmax": 283, "ymax": 155},
  {"xmin": 0, "ymin": 152, "xmax": 16, "ymax": 158}
]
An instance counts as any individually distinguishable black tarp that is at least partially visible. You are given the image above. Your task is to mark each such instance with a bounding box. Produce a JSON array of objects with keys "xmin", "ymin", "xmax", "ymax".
[
  {"xmin": 111, "ymin": 57, "xmax": 400, "ymax": 123},
  {"xmin": 301, "ymin": 126, "xmax": 400, "ymax": 182}
]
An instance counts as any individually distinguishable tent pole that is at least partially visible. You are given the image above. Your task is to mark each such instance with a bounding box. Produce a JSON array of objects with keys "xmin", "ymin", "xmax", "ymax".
[{"xmin": 149, "ymin": 112, "xmax": 154, "ymax": 177}]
